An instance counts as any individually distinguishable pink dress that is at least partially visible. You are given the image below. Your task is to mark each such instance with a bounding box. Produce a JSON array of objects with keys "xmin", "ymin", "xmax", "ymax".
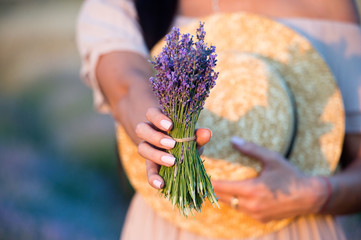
[{"xmin": 76, "ymin": 0, "xmax": 361, "ymax": 239}]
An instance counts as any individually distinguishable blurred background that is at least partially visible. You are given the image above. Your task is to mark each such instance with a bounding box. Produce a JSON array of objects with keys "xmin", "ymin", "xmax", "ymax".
[
  {"xmin": 0, "ymin": 0, "xmax": 360, "ymax": 239},
  {"xmin": 0, "ymin": 0, "xmax": 133, "ymax": 239}
]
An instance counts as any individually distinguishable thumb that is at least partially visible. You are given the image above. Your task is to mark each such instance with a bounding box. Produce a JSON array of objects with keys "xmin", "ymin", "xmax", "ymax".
[
  {"xmin": 231, "ymin": 136, "xmax": 278, "ymax": 166},
  {"xmin": 195, "ymin": 128, "xmax": 212, "ymax": 148}
]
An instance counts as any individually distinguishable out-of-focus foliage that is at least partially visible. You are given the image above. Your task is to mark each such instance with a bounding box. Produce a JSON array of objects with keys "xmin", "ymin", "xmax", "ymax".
[{"xmin": 0, "ymin": 1, "xmax": 133, "ymax": 239}]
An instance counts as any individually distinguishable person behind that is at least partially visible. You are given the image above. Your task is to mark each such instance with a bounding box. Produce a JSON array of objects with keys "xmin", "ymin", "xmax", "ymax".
[{"xmin": 77, "ymin": 0, "xmax": 361, "ymax": 239}]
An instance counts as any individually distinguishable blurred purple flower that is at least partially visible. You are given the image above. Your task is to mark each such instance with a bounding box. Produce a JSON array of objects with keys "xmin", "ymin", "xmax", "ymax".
[{"xmin": 149, "ymin": 22, "xmax": 218, "ymax": 128}]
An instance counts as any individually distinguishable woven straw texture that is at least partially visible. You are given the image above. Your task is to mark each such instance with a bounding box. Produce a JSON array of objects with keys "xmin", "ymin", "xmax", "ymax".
[{"xmin": 116, "ymin": 13, "xmax": 344, "ymax": 239}]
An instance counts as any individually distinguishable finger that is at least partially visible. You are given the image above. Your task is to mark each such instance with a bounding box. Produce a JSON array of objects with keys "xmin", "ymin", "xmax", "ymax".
[
  {"xmin": 146, "ymin": 107, "xmax": 173, "ymax": 131},
  {"xmin": 231, "ymin": 136, "xmax": 280, "ymax": 164},
  {"xmin": 217, "ymin": 192, "xmax": 270, "ymax": 223},
  {"xmin": 135, "ymin": 122, "xmax": 176, "ymax": 149},
  {"xmin": 146, "ymin": 160, "xmax": 164, "ymax": 189},
  {"xmin": 212, "ymin": 179, "xmax": 254, "ymax": 197},
  {"xmin": 195, "ymin": 128, "xmax": 212, "ymax": 148},
  {"xmin": 138, "ymin": 141, "xmax": 175, "ymax": 167},
  {"xmin": 216, "ymin": 192, "xmax": 248, "ymax": 211}
]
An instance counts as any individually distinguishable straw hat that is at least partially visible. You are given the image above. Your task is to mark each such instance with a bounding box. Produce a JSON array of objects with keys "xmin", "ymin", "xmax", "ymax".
[{"xmin": 116, "ymin": 12, "xmax": 344, "ymax": 239}]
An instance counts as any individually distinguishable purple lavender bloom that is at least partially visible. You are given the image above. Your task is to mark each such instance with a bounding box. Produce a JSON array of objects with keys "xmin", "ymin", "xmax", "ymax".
[{"xmin": 149, "ymin": 22, "xmax": 218, "ymax": 127}]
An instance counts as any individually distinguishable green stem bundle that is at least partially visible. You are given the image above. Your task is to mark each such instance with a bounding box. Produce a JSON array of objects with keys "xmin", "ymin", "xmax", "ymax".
[{"xmin": 159, "ymin": 113, "xmax": 219, "ymax": 216}]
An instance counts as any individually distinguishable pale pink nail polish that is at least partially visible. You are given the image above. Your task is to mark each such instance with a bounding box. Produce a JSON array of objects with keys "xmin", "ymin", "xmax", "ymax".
[
  {"xmin": 231, "ymin": 136, "xmax": 245, "ymax": 146},
  {"xmin": 153, "ymin": 179, "xmax": 162, "ymax": 189},
  {"xmin": 160, "ymin": 138, "xmax": 176, "ymax": 148},
  {"xmin": 160, "ymin": 119, "xmax": 172, "ymax": 130},
  {"xmin": 161, "ymin": 155, "xmax": 176, "ymax": 165}
]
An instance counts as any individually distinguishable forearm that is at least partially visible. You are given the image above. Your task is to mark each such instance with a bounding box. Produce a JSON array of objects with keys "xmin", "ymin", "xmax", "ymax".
[
  {"xmin": 325, "ymin": 159, "xmax": 361, "ymax": 214},
  {"xmin": 322, "ymin": 133, "xmax": 361, "ymax": 214},
  {"xmin": 96, "ymin": 51, "xmax": 157, "ymax": 144}
]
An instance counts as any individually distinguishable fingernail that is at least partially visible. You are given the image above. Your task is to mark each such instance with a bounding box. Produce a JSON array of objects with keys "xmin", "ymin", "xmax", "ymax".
[
  {"xmin": 160, "ymin": 138, "xmax": 176, "ymax": 148},
  {"xmin": 231, "ymin": 136, "xmax": 245, "ymax": 146},
  {"xmin": 161, "ymin": 155, "xmax": 175, "ymax": 165},
  {"xmin": 160, "ymin": 120, "xmax": 172, "ymax": 130},
  {"xmin": 153, "ymin": 179, "xmax": 162, "ymax": 189}
]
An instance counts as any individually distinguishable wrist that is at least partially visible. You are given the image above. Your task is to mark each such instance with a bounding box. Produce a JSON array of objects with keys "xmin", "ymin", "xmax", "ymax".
[
  {"xmin": 303, "ymin": 176, "xmax": 330, "ymax": 214},
  {"xmin": 317, "ymin": 176, "xmax": 332, "ymax": 214}
]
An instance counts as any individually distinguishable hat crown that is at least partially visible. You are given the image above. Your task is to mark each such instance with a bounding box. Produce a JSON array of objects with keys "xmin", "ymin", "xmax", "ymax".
[{"xmin": 198, "ymin": 52, "xmax": 296, "ymax": 172}]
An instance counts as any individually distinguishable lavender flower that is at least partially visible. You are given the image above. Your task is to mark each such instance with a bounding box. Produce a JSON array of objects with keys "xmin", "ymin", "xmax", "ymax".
[
  {"xmin": 150, "ymin": 23, "xmax": 218, "ymax": 127},
  {"xmin": 149, "ymin": 23, "xmax": 219, "ymax": 216}
]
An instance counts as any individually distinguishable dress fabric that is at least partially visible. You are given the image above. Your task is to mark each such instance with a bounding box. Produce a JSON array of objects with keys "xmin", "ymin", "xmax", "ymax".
[
  {"xmin": 121, "ymin": 193, "xmax": 346, "ymax": 240},
  {"xmin": 76, "ymin": 0, "xmax": 361, "ymax": 239}
]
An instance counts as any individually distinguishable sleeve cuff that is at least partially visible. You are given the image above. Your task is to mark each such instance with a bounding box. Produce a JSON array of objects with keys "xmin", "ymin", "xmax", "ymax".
[{"xmin": 81, "ymin": 41, "xmax": 149, "ymax": 113}]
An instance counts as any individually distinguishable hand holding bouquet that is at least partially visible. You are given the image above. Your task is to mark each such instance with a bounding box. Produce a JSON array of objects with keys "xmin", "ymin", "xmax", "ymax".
[{"xmin": 149, "ymin": 23, "xmax": 219, "ymax": 216}]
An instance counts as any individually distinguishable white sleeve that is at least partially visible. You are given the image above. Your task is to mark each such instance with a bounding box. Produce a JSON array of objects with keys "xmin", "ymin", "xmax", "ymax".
[{"xmin": 76, "ymin": 0, "xmax": 149, "ymax": 113}]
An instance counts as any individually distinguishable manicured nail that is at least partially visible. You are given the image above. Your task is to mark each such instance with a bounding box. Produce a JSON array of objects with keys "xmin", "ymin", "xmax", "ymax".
[
  {"xmin": 153, "ymin": 179, "xmax": 162, "ymax": 189},
  {"xmin": 160, "ymin": 120, "xmax": 172, "ymax": 130},
  {"xmin": 161, "ymin": 155, "xmax": 175, "ymax": 165},
  {"xmin": 231, "ymin": 136, "xmax": 245, "ymax": 146},
  {"xmin": 160, "ymin": 138, "xmax": 176, "ymax": 148}
]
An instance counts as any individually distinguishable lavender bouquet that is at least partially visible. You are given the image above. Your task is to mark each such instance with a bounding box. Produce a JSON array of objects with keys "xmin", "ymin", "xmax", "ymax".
[{"xmin": 149, "ymin": 23, "xmax": 219, "ymax": 216}]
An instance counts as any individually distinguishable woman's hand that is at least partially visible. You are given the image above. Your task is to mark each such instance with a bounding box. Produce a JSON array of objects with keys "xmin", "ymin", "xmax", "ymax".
[
  {"xmin": 135, "ymin": 107, "xmax": 212, "ymax": 189},
  {"xmin": 212, "ymin": 137, "xmax": 328, "ymax": 223}
]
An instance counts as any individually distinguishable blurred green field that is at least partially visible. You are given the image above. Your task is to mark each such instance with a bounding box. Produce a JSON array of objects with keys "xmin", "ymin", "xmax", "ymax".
[{"xmin": 0, "ymin": 1, "xmax": 133, "ymax": 239}]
